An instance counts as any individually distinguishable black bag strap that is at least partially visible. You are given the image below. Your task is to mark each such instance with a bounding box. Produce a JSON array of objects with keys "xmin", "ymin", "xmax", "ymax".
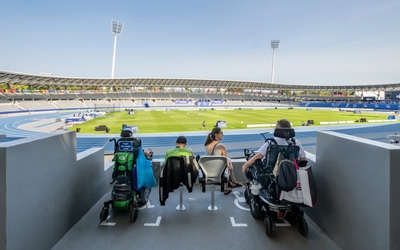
[{"xmin": 210, "ymin": 142, "xmax": 219, "ymax": 156}]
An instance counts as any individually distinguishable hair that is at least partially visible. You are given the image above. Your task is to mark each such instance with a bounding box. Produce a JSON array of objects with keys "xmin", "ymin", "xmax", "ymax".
[
  {"xmin": 276, "ymin": 119, "xmax": 291, "ymax": 128},
  {"xmin": 204, "ymin": 127, "xmax": 222, "ymax": 146}
]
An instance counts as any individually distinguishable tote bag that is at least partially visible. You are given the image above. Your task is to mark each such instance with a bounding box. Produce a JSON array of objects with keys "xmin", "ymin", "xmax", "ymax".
[
  {"xmin": 297, "ymin": 166, "xmax": 317, "ymax": 207},
  {"xmin": 136, "ymin": 147, "xmax": 157, "ymax": 189}
]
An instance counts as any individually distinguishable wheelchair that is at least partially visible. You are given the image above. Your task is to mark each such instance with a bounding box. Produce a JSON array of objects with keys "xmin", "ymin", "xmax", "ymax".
[
  {"xmin": 99, "ymin": 129, "xmax": 153, "ymax": 223},
  {"xmin": 243, "ymin": 129, "xmax": 309, "ymax": 237}
]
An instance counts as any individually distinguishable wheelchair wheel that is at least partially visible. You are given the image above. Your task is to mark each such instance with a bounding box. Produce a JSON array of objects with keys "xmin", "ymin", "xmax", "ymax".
[
  {"xmin": 298, "ymin": 217, "xmax": 308, "ymax": 237},
  {"xmin": 250, "ymin": 194, "xmax": 262, "ymax": 219},
  {"xmin": 139, "ymin": 188, "xmax": 151, "ymax": 206},
  {"xmin": 264, "ymin": 216, "xmax": 273, "ymax": 237},
  {"xmin": 99, "ymin": 207, "xmax": 109, "ymax": 222},
  {"xmin": 244, "ymin": 187, "xmax": 250, "ymax": 204},
  {"xmin": 129, "ymin": 202, "xmax": 138, "ymax": 222}
]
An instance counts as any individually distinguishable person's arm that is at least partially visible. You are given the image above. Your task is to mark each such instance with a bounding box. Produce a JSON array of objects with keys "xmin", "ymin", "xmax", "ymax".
[
  {"xmin": 295, "ymin": 139, "xmax": 307, "ymax": 161},
  {"xmin": 219, "ymin": 144, "xmax": 227, "ymax": 156},
  {"xmin": 218, "ymin": 144, "xmax": 234, "ymax": 170},
  {"xmin": 241, "ymin": 152, "xmax": 264, "ymax": 173},
  {"xmin": 241, "ymin": 141, "xmax": 270, "ymax": 173}
]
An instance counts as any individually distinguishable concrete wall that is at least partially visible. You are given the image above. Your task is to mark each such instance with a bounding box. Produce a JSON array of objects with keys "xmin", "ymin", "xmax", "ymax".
[
  {"xmin": 0, "ymin": 131, "xmax": 112, "ymax": 250},
  {"xmin": 304, "ymin": 131, "xmax": 400, "ymax": 250}
]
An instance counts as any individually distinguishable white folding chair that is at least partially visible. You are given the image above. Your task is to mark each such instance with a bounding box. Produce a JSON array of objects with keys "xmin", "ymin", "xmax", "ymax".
[{"xmin": 198, "ymin": 155, "xmax": 228, "ymax": 211}]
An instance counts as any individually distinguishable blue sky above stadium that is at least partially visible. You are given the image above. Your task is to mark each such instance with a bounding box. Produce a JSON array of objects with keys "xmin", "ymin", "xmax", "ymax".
[{"xmin": 1, "ymin": 0, "xmax": 399, "ymax": 85}]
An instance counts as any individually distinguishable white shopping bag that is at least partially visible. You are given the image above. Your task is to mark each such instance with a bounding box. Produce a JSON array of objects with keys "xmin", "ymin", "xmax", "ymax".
[
  {"xmin": 297, "ymin": 166, "xmax": 317, "ymax": 207},
  {"xmin": 279, "ymin": 171, "xmax": 303, "ymax": 204}
]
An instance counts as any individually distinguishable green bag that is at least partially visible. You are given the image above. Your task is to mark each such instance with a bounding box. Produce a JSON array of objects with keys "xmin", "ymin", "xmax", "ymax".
[{"xmin": 114, "ymin": 152, "xmax": 134, "ymax": 172}]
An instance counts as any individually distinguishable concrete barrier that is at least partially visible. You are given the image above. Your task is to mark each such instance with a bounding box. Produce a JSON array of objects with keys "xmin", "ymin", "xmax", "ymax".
[
  {"xmin": 0, "ymin": 131, "xmax": 111, "ymax": 250},
  {"xmin": 304, "ymin": 131, "xmax": 400, "ymax": 250}
]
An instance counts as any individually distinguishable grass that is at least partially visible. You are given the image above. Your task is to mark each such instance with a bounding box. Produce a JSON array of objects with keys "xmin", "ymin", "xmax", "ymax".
[{"xmin": 68, "ymin": 108, "xmax": 393, "ymax": 134}]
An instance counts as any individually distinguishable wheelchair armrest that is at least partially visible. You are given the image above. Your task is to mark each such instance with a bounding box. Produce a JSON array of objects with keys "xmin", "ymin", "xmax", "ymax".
[{"xmin": 297, "ymin": 160, "xmax": 308, "ymax": 168}]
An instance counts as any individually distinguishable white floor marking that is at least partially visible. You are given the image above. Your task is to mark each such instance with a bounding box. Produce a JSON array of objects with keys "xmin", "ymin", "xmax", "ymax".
[
  {"xmin": 139, "ymin": 200, "xmax": 155, "ymax": 210},
  {"xmin": 233, "ymin": 191, "xmax": 250, "ymax": 211},
  {"xmin": 144, "ymin": 216, "xmax": 162, "ymax": 226},
  {"xmin": 230, "ymin": 217, "xmax": 247, "ymax": 227},
  {"xmin": 146, "ymin": 200, "xmax": 155, "ymax": 208},
  {"xmin": 100, "ymin": 216, "xmax": 116, "ymax": 226},
  {"xmin": 234, "ymin": 199, "xmax": 250, "ymax": 211},
  {"xmin": 233, "ymin": 191, "xmax": 246, "ymax": 203},
  {"xmin": 275, "ymin": 219, "xmax": 291, "ymax": 227}
]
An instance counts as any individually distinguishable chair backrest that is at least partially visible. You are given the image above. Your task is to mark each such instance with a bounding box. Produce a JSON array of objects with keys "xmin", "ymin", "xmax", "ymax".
[{"xmin": 198, "ymin": 156, "xmax": 228, "ymax": 183}]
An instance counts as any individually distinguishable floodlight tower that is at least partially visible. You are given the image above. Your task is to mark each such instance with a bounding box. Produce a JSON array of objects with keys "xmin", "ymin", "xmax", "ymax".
[
  {"xmin": 270, "ymin": 39, "xmax": 280, "ymax": 83},
  {"xmin": 111, "ymin": 20, "xmax": 124, "ymax": 78}
]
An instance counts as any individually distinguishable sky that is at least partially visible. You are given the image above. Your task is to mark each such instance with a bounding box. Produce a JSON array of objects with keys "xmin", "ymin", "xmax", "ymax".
[{"xmin": 1, "ymin": 0, "xmax": 400, "ymax": 85}]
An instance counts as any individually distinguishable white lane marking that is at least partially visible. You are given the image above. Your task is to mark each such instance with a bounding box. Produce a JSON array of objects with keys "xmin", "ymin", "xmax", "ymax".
[
  {"xmin": 230, "ymin": 217, "xmax": 247, "ymax": 227},
  {"xmin": 144, "ymin": 216, "xmax": 162, "ymax": 226},
  {"xmin": 100, "ymin": 216, "xmax": 116, "ymax": 226},
  {"xmin": 275, "ymin": 219, "xmax": 291, "ymax": 227}
]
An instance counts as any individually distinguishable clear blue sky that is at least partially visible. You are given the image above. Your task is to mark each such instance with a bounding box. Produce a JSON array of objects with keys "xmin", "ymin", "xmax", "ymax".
[{"xmin": 1, "ymin": 0, "xmax": 399, "ymax": 85}]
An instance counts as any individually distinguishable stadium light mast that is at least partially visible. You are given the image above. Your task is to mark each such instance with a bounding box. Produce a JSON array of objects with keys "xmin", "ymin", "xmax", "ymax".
[
  {"xmin": 270, "ymin": 39, "xmax": 280, "ymax": 83},
  {"xmin": 111, "ymin": 20, "xmax": 124, "ymax": 79}
]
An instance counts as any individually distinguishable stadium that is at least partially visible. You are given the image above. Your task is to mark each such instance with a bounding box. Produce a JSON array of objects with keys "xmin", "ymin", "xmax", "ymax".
[
  {"xmin": 2, "ymin": 69, "xmax": 400, "ymax": 114},
  {"xmin": 3, "ymin": 0, "xmax": 400, "ymax": 248},
  {"xmin": 1, "ymin": 68, "xmax": 400, "ymax": 250}
]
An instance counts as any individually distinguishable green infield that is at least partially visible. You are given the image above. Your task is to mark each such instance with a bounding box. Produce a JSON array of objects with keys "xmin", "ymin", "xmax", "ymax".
[{"xmin": 69, "ymin": 108, "xmax": 394, "ymax": 134}]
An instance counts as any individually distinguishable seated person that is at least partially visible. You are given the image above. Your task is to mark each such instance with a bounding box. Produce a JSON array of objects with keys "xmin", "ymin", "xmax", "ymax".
[
  {"xmin": 242, "ymin": 118, "xmax": 307, "ymax": 174},
  {"xmin": 205, "ymin": 127, "xmax": 242, "ymax": 195},
  {"xmin": 164, "ymin": 136, "xmax": 193, "ymax": 164},
  {"xmin": 159, "ymin": 136, "xmax": 196, "ymax": 205}
]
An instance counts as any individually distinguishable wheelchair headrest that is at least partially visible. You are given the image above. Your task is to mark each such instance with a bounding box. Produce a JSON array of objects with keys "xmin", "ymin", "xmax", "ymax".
[
  {"xmin": 273, "ymin": 128, "xmax": 295, "ymax": 139},
  {"xmin": 120, "ymin": 129, "xmax": 133, "ymax": 138}
]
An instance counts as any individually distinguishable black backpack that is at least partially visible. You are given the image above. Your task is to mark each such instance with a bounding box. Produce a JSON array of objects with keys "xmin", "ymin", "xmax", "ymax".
[
  {"xmin": 274, "ymin": 147, "xmax": 298, "ymax": 191},
  {"xmin": 259, "ymin": 137, "xmax": 299, "ymax": 192}
]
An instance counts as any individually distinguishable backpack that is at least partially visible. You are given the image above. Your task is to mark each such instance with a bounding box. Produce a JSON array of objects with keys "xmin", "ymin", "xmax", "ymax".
[
  {"xmin": 261, "ymin": 138, "xmax": 299, "ymax": 192},
  {"xmin": 274, "ymin": 149, "xmax": 298, "ymax": 191},
  {"xmin": 114, "ymin": 152, "xmax": 134, "ymax": 173}
]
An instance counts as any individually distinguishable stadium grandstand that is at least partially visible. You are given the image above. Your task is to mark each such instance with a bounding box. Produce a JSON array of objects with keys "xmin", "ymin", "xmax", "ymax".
[{"xmin": 2, "ymin": 70, "xmax": 400, "ymax": 114}]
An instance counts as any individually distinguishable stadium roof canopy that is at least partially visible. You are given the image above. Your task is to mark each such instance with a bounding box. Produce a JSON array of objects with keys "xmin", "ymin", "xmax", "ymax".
[{"xmin": 1, "ymin": 70, "xmax": 400, "ymax": 92}]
